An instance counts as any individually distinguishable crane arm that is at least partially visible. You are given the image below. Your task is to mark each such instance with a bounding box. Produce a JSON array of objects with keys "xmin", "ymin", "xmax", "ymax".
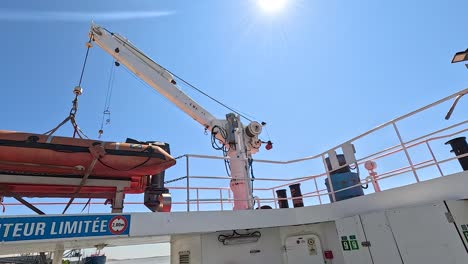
[
  {"xmin": 90, "ymin": 24, "xmax": 223, "ymax": 135},
  {"xmin": 89, "ymin": 23, "xmax": 265, "ymax": 210}
]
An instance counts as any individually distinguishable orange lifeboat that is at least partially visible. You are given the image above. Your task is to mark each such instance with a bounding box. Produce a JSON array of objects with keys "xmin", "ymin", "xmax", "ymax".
[{"xmin": 0, "ymin": 130, "xmax": 176, "ymax": 179}]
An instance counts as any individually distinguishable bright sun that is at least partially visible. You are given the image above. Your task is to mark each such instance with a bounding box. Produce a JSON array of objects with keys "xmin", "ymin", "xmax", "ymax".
[{"xmin": 257, "ymin": 0, "xmax": 287, "ymax": 13}]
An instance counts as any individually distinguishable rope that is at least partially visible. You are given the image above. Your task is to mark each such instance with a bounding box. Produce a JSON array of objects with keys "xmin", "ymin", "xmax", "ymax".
[
  {"xmin": 44, "ymin": 37, "xmax": 93, "ymax": 139},
  {"xmin": 96, "ymin": 146, "xmax": 155, "ymax": 172},
  {"xmin": 44, "ymin": 114, "xmax": 88, "ymax": 139},
  {"xmin": 161, "ymin": 155, "xmax": 187, "ymax": 184},
  {"xmin": 70, "ymin": 116, "xmax": 89, "ymax": 139},
  {"xmin": 98, "ymin": 155, "xmax": 152, "ymax": 172},
  {"xmin": 173, "ymin": 155, "xmax": 185, "ymax": 160},
  {"xmin": 78, "ymin": 37, "xmax": 93, "ymax": 87},
  {"xmin": 43, "ymin": 116, "xmax": 71, "ymax": 136},
  {"xmin": 99, "ymin": 59, "xmax": 117, "ymax": 138},
  {"xmin": 62, "ymin": 146, "xmax": 101, "ymax": 214},
  {"xmin": 80, "ymin": 198, "xmax": 92, "ymax": 213},
  {"xmin": 248, "ymin": 158, "xmax": 255, "ymax": 180},
  {"xmin": 164, "ymin": 176, "xmax": 187, "ymax": 184},
  {"xmin": 171, "ymin": 72, "xmax": 254, "ymax": 122}
]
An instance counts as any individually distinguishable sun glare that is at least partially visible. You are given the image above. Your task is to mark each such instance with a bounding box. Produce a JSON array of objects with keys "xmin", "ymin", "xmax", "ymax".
[{"xmin": 258, "ymin": 0, "xmax": 287, "ymax": 13}]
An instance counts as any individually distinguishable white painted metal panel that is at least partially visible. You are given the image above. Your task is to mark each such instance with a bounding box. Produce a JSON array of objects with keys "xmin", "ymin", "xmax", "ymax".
[
  {"xmin": 285, "ymin": 234, "xmax": 324, "ymax": 264},
  {"xmin": 279, "ymin": 222, "xmax": 345, "ymax": 264},
  {"xmin": 342, "ymin": 143, "xmax": 356, "ymax": 164},
  {"xmin": 335, "ymin": 216, "xmax": 373, "ymax": 264},
  {"xmin": 386, "ymin": 202, "xmax": 468, "ymax": 264},
  {"xmin": 171, "ymin": 235, "xmax": 202, "ymax": 264},
  {"xmin": 129, "ymin": 171, "xmax": 468, "ymax": 239},
  {"xmin": 445, "ymin": 200, "xmax": 468, "ymax": 250},
  {"xmin": 360, "ymin": 211, "xmax": 403, "ymax": 264},
  {"xmin": 1, "ymin": 172, "xmax": 467, "ymax": 256}
]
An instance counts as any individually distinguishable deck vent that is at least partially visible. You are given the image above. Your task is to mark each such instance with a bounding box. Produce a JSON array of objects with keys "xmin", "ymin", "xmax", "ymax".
[{"xmin": 179, "ymin": 251, "xmax": 190, "ymax": 264}]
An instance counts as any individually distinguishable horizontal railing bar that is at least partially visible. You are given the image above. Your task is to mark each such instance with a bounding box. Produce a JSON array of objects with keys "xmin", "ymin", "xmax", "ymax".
[
  {"xmin": 181, "ymin": 154, "xmax": 468, "ymax": 205},
  {"xmin": 356, "ymin": 121, "xmax": 467, "ymax": 163},
  {"xmin": 177, "ymin": 126, "xmax": 466, "ymax": 189},
  {"xmin": 333, "ymin": 89, "xmax": 467, "ymax": 151},
  {"xmin": 182, "ymin": 88, "xmax": 465, "ymax": 165},
  {"xmin": 234, "ymin": 89, "xmax": 466, "ymax": 166},
  {"xmin": 5, "ymin": 154, "xmax": 466, "ymax": 209}
]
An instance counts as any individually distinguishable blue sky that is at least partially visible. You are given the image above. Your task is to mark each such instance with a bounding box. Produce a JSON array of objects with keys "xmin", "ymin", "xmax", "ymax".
[{"xmin": 0, "ymin": 0, "xmax": 468, "ymax": 257}]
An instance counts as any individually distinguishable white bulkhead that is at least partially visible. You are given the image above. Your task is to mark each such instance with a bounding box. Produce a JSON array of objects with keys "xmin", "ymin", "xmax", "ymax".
[
  {"xmin": 171, "ymin": 222, "xmax": 344, "ymax": 264},
  {"xmin": 170, "ymin": 200, "xmax": 468, "ymax": 264}
]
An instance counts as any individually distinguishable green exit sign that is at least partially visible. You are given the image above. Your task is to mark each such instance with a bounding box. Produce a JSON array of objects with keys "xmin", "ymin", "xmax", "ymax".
[
  {"xmin": 341, "ymin": 235, "xmax": 360, "ymax": 251},
  {"xmin": 342, "ymin": 240, "xmax": 351, "ymax": 251},
  {"xmin": 350, "ymin": 240, "xmax": 359, "ymax": 250}
]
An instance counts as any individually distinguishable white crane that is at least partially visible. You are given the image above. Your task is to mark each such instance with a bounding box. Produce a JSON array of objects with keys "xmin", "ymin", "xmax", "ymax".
[{"xmin": 89, "ymin": 23, "xmax": 266, "ymax": 210}]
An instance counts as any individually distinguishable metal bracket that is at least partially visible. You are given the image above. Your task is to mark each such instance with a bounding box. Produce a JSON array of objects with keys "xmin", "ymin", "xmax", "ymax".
[{"xmin": 361, "ymin": 241, "xmax": 371, "ymax": 247}]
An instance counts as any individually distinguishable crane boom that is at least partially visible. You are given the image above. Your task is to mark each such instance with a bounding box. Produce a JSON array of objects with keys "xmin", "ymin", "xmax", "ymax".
[
  {"xmin": 89, "ymin": 24, "xmax": 265, "ymax": 210},
  {"xmin": 90, "ymin": 24, "xmax": 221, "ymax": 134}
]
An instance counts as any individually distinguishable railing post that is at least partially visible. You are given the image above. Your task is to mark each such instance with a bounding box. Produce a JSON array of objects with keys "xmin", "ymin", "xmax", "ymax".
[
  {"xmin": 220, "ymin": 189, "xmax": 224, "ymax": 211},
  {"xmin": 392, "ymin": 122, "xmax": 420, "ymax": 182},
  {"xmin": 196, "ymin": 188, "xmax": 200, "ymax": 211},
  {"xmin": 272, "ymin": 189, "xmax": 278, "ymax": 209},
  {"xmin": 313, "ymin": 177, "xmax": 322, "ymax": 205},
  {"xmin": 322, "ymin": 154, "xmax": 336, "ymax": 203},
  {"xmin": 255, "ymin": 196, "xmax": 261, "ymax": 209},
  {"xmin": 426, "ymin": 141, "xmax": 444, "ymax": 177},
  {"xmin": 369, "ymin": 171, "xmax": 381, "ymax": 192},
  {"xmin": 186, "ymin": 155, "xmax": 190, "ymax": 212}
]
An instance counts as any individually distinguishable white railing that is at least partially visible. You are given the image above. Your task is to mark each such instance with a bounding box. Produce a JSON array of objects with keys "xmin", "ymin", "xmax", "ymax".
[
  {"xmin": 1, "ymin": 89, "xmax": 467, "ymax": 213},
  {"xmin": 163, "ymin": 88, "xmax": 468, "ymax": 211}
]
